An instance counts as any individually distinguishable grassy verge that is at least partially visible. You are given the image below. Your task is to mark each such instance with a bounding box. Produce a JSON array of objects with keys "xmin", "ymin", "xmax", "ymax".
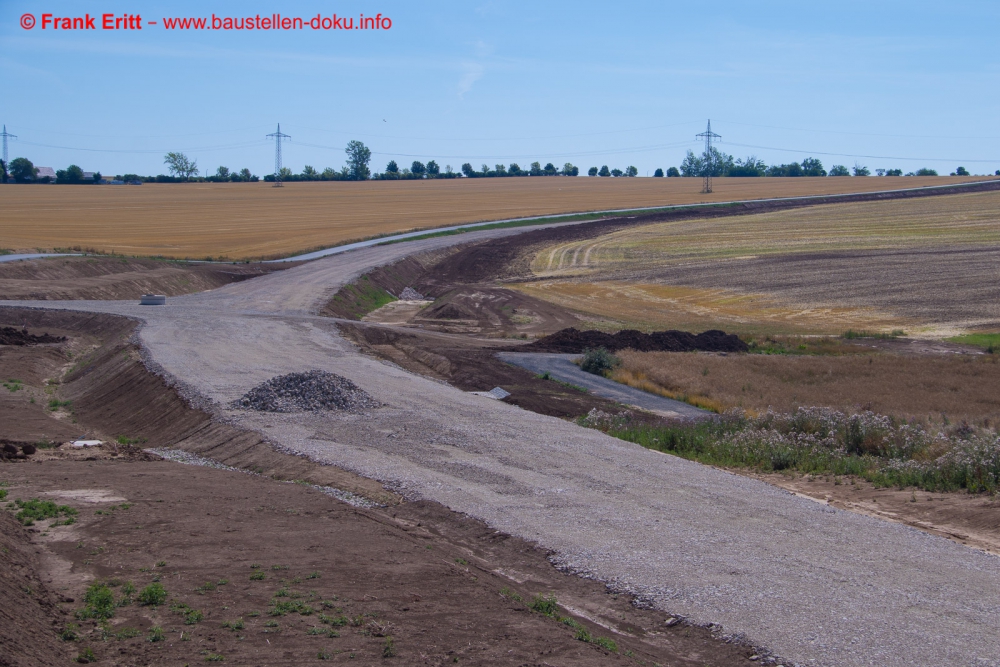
[
  {"xmin": 323, "ymin": 275, "xmax": 397, "ymax": 320},
  {"xmin": 947, "ymin": 333, "xmax": 1000, "ymax": 354},
  {"xmin": 579, "ymin": 407, "xmax": 1000, "ymax": 494}
]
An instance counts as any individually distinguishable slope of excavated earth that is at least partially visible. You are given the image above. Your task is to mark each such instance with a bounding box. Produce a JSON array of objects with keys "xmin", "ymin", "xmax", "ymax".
[
  {"xmin": 518, "ymin": 327, "xmax": 749, "ymax": 353},
  {"xmin": 0, "ymin": 256, "xmax": 293, "ymax": 301}
]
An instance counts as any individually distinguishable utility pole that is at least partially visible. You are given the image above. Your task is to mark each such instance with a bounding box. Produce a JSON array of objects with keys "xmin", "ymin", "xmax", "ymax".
[
  {"xmin": 1, "ymin": 125, "xmax": 16, "ymax": 167},
  {"xmin": 695, "ymin": 119, "xmax": 721, "ymax": 194},
  {"xmin": 266, "ymin": 124, "xmax": 291, "ymax": 187}
]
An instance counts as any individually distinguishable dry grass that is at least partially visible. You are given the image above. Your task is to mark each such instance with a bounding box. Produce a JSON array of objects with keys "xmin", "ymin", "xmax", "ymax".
[
  {"xmin": 616, "ymin": 349, "xmax": 1000, "ymax": 423},
  {"xmin": 0, "ymin": 177, "xmax": 981, "ymax": 260},
  {"xmin": 517, "ymin": 189, "xmax": 1000, "ymax": 336},
  {"xmin": 512, "ymin": 280, "xmax": 903, "ymax": 335}
]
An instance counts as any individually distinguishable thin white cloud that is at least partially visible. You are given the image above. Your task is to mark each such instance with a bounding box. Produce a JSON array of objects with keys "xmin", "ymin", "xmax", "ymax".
[{"xmin": 457, "ymin": 62, "xmax": 484, "ymax": 98}]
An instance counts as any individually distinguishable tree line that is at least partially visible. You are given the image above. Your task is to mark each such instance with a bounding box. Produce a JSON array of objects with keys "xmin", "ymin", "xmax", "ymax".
[
  {"xmin": 672, "ymin": 148, "xmax": 982, "ymax": 178},
  {"xmin": 3, "ymin": 139, "xmax": 994, "ymax": 185}
]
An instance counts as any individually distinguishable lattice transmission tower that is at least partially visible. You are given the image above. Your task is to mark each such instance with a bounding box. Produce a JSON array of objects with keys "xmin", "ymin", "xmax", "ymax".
[
  {"xmin": 266, "ymin": 124, "xmax": 291, "ymax": 187},
  {"xmin": 1, "ymin": 125, "xmax": 16, "ymax": 168},
  {"xmin": 695, "ymin": 119, "xmax": 721, "ymax": 193}
]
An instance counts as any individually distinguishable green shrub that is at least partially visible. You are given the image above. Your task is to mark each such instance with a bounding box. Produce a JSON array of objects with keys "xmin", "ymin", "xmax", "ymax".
[
  {"xmin": 579, "ymin": 347, "xmax": 620, "ymax": 376},
  {"xmin": 78, "ymin": 583, "xmax": 115, "ymax": 620},
  {"xmin": 76, "ymin": 647, "xmax": 97, "ymax": 663},
  {"xmin": 14, "ymin": 498, "xmax": 77, "ymax": 526},
  {"xmin": 529, "ymin": 594, "xmax": 559, "ymax": 617},
  {"xmin": 148, "ymin": 626, "xmax": 164, "ymax": 642},
  {"xmin": 138, "ymin": 583, "xmax": 167, "ymax": 606}
]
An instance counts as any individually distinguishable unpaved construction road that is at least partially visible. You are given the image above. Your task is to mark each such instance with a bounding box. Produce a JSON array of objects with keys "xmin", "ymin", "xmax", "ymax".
[{"xmin": 4, "ymin": 220, "xmax": 1000, "ymax": 667}]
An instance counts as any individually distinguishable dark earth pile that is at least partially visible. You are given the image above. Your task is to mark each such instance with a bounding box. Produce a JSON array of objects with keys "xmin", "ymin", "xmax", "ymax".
[
  {"xmin": 0, "ymin": 326, "xmax": 66, "ymax": 346},
  {"xmin": 521, "ymin": 327, "xmax": 749, "ymax": 354},
  {"xmin": 234, "ymin": 370, "xmax": 381, "ymax": 413}
]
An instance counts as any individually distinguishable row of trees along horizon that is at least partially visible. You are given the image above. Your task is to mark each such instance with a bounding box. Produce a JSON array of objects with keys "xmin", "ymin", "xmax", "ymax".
[{"xmin": 1, "ymin": 141, "xmax": 994, "ymax": 184}]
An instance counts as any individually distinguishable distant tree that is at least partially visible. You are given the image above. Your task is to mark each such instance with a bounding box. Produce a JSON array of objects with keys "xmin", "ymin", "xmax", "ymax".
[
  {"xmin": 767, "ymin": 162, "xmax": 803, "ymax": 177},
  {"xmin": 411, "ymin": 161, "xmax": 426, "ymax": 176},
  {"xmin": 509, "ymin": 163, "xmax": 522, "ymax": 176},
  {"xmin": 852, "ymin": 163, "xmax": 870, "ymax": 177},
  {"xmin": 829, "ymin": 165, "xmax": 851, "ymax": 177},
  {"xmin": 481, "ymin": 164, "xmax": 491, "ymax": 176},
  {"xmin": 666, "ymin": 167, "xmax": 680, "ymax": 177},
  {"xmin": 164, "ymin": 152, "xmax": 198, "ymax": 179},
  {"xmin": 385, "ymin": 160, "xmax": 399, "ymax": 174},
  {"xmin": 345, "ymin": 140, "xmax": 371, "ymax": 180},
  {"xmin": 955, "ymin": 166, "xmax": 970, "ymax": 176},
  {"xmin": 679, "ymin": 151, "xmax": 702, "ymax": 177},
  {"xmin": 426, "ymin": 160, "xmax": 440, "ymax": 175},
  {"xmin": 494, "ymin": 164, "xmax": 507, "ymax": 176},
  {"xmin": 122, "ymin": 173, "xmax": 140, "ymax": 183},
  {"xmin": 9, "ymin": 157, "xmax": 37, "ymax": 182},
  {"xmin": 461, "ymin": 163, "xmax": 476, "ymax": 177},
  {"xmin": 598, "ymin": 165, "xmax": 611, "ymax": 177},
  {"xmin": 729, "ymin": 156, "xmax": 766, "ymax": 177},
  {"xmin": 543, "ymin": 163, "xmax": 557, "ymax": 176},
  {"xmin": 915, "ymin": 167, "xmax": 938, "ymax": 176},
  {"xmin": 653, "ymin": 168, "xmax": 664, "ymax": 177},
  {"xmin": 801, "ymin": 157, "xmax": 826, "ymax": 177},
  {"xmin": 301, "ymin": 165, "xmax": 318, "ymax": 180},
  {"xmin": 610, "ymin": 168, "xmax": 623, "ymax": 177},
  {"xmin": 996, "ymin": 170, "xmax": 1000, "ymax": 176},
  {"xmin": 625, "ymin": 165, "xmax": 638, "ymax": 177},
  {"xmin": 0, "ymin": 159, "xmax": 7, "ymax": 183},
  {"xmin": 885, "ymin": 168, "xmax": 903, "ymax": 176},
  {"xmin": 588, "ymin": 166, "xmax": 599, "ymax": 177},
  {"xmin": 562, "ymin": 163, "xmax": 579, "ymax": 176},
  {"xmin": 92, "ymin": 172, "xmax": 102, "ymax": 183},
  {"xmin": 278, "ymin": 167, "xmax": 293, "ymax": 180},
  {"xmin": 56, "ymin": 164, "xmax": 84, "ymax": 184},
  {"xmin": 529, "ymin": 161, "xmax": 543, "ymax": 176},
  {"xmin": 445, "ymin": 165, "xmax": 454, "ymax": 174}
]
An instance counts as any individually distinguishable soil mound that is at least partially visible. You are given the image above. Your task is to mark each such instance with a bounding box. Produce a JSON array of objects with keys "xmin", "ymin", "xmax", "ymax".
[
  {"xmin": 234, "ymin": 370, "xmax": 381, "ymax": 413},
  {"xmin": 521, "ymin": 327, "xmax": 749, "ymax": 354},
  {"xmin": 0, "ymin": 326, "xmax": 66, "ymax": 346}
]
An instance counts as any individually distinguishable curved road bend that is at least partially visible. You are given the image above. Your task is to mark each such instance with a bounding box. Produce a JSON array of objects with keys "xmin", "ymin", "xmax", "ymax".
[{"xmin": 3, "ymin": 220, "xmax": 998, "ymax": 667}]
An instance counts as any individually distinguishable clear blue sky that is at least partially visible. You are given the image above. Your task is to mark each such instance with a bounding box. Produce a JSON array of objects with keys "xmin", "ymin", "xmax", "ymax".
[{"xmin": 3, "ymin": 1, "xmax": 999, "ymax": 177}]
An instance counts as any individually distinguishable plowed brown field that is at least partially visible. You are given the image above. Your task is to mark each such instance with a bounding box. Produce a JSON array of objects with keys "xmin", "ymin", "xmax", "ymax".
[
  {"xmin": 1, "ymin": 176, "xmax": 987, "ymax": 260},
  {"xmin": 515, "ymin": 188, "xmax": 1000, "ymax": 336}
]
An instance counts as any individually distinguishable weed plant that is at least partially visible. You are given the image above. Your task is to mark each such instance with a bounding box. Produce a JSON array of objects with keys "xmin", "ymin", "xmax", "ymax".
[
  {"xmin": 138, "ymin": 582, "xmax": 167, "ymax": 606},
  {"xmin": 579, "ymin": 348, "xmax": 621, "ymax": 376},
  {"xmin": 579, "ymin": 407, "xmax": 1000, "ymax": 493},
  {"xmin": 13, "ymin": 498, "xmax": 77, "ymax": 526}
]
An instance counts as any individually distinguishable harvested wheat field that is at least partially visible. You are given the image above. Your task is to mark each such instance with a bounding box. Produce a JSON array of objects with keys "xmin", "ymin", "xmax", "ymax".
[
  {"xmin": 0, "ymin": 176, "xmax": 986, "ymax": 260},
  {"xmin": 612, "ymin": 349, "xmax": 1000, "ymax": 423},
  {"xmin": 516, "ymin": 189, "xmax": 1000, "ymax": 336}
]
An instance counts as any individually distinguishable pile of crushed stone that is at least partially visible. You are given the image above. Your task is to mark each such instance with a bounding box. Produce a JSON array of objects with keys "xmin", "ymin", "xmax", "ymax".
[
  {"xmin": 233, "ymin": 370, "xmax": 381, "ymax": 413},
  {"xmin": 398, "ymin": 287, "xmax": 425, "ymax": 300},
  {"xmin": 519, "ymin": 327, "xmax": 749, "ymax": 354},
  {"xmin": 0, "ymin": 327, "xmax": 66, "ymax": 346}
]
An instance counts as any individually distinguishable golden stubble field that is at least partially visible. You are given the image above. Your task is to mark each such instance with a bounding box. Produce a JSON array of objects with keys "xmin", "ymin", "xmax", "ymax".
[
  {"xmin": 514, "ymin": 189, "xmax": 1000, "ymax": 336},
  {"xmin": 0, "ymin": 176, "xmax": 983, "ymax": 260}
]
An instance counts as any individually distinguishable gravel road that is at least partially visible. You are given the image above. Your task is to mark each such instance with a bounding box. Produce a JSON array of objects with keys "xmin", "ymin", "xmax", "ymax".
[
  {"xmin": 498, "ymin": 351, "xmax": 708, "ymax": 419},
  {"xmin": 4, "ymin": 221, "xmax": 999, "ymax": 667}
]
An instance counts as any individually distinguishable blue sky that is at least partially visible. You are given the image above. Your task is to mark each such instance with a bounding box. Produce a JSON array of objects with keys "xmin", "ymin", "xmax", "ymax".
[{"xmin": 3, "ymin": 1, "xmax": 999, "ymax": 177}]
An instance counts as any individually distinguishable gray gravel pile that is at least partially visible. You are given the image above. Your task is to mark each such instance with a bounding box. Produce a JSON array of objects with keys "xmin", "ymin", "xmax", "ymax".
[
  {"xmin": 234, "ymin": 370, "xmax": 380, "ymax": 413},
  {"xmin": 398, "ymin": 287, "xmax": 425, "ymax": 300}
]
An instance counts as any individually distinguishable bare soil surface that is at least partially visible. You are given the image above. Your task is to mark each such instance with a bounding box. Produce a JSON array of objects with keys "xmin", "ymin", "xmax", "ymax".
[
  {"xmin": 0, "ymin": 256, "xmax": 292, "ymax": 301},
  {"xmin": 338, "ymin": 322, "xmax": 629, "ymax": 419},
  {"xmin": 0, "ymin": 313, "xmax": 756, "ymax": 667}
]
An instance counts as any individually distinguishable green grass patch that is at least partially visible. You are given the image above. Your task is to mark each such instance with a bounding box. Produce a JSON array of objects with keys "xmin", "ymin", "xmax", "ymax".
[
  {"xmin": 947, "ymin": 333, "xmax": 1000, "ymax": 354},
  {"xmin": 77, "ymin": 583, "xmax": 116, "ymax": 621},
  {"xmin": 580, "ymin": 407, "xmax": 1000, "ymax": 494},
  {"xmin": 842, "ymin": 329, "xmax": 905, "ymax": 340},
  {"xmin": 3, "ymin": 379, "xmax": 23, "ymax": 392},
  {"xmin": 13, "ymin": 498, "xmax": 77, "ymax": 526},
  {"xmin": 138, "ymin": 582, "xmax": 167, "ymax": 606}
]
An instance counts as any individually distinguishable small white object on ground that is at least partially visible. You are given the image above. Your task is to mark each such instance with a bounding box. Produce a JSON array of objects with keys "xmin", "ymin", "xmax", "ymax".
[{"xmin": 469, "ymin": 387, "xmax": 511, "ymax": 400}]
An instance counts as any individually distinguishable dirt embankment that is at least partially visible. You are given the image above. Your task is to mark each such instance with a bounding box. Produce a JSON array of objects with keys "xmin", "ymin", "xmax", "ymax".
[
  {"xmin": 520, "ymin": 328, "xmax": 749, "ymax": 354},
  {"xmin": 0, "ymin": 307, "xmax": 762, "ymax": 666},
  {"xmin": 0, "ymin": 510, "xmax": 73, "ymax": 667},
  {"xmin": 0, "ymin": 256, "xmax": 293, "ymax": 301}
]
